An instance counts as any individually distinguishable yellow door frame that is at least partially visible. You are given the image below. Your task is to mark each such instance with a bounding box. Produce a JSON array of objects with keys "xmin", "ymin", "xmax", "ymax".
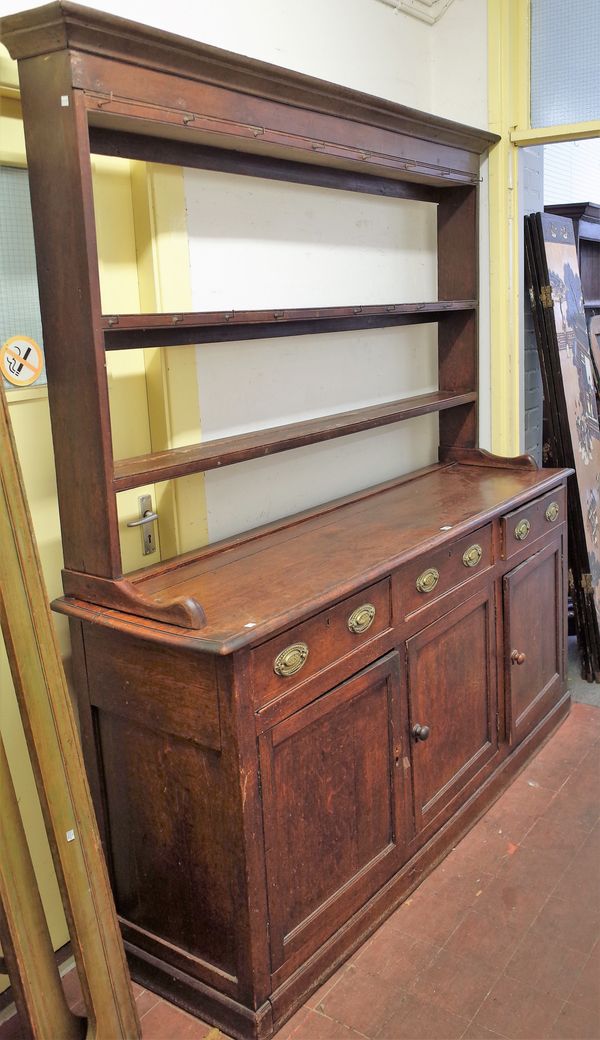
[{"xmin": 487, "ymin": 0, "xmax": 600, "ymax": 456}]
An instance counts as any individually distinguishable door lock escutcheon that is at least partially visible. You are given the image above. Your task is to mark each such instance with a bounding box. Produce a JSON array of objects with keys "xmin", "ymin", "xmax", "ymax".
[{"xmin": 126, "ymin": 494, "xmax": 158, "ymax": 556}]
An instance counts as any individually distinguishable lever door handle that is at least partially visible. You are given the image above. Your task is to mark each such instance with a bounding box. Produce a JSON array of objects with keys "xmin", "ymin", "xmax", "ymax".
[{"xmin": 127, "ymin": 510, "xmax": 158, "ymax": 528}]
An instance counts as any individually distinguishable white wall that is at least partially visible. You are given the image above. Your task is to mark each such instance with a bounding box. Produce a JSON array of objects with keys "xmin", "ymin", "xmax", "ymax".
[
  {"xmin": 430, "ymin": 0, "xmax": 488, "ymax": 127},
  {"xmin": 185, "ymin": 169, "xmax": 439, "ymax": 540},
  {"xmin": 174, "ymin": 0, "xmax": 490, "ymax": 542}
]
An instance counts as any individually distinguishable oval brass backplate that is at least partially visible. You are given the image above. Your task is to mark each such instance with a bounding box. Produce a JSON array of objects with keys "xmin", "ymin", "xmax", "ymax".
[
  {"xmin": 462, "ymin": 544, "xmax": 482, "ymax": 568},
  {"xmin": 347, "ymin": 603, "xmax": 376, "ymax": 634},
  {"xmin": 545, "ymin": 501, "xmax": 559, "ymax": 523},
  {"xmin": 514, "ymin": 518, "xmax": 531, "ymax": 541},
  {"xmin": 416, "ymin": 567, "xmax": 440, "ymax": 594},
  {"xmin": 273, "ymin": 642, "xmax": 309, "ymax": 678}
]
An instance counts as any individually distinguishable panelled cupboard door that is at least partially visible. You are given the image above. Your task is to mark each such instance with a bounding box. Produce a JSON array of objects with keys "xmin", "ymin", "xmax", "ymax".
[
  {"xmin": 406, "ymin": 586, "xmax": 498, "ymax": 836},
  {"xmin": 504, "ymin": 533, "xmax": 565, "ymax": 745},
  {"xmin": 259, "ymin": 652, "xmax": 412, "ymax": 975}
]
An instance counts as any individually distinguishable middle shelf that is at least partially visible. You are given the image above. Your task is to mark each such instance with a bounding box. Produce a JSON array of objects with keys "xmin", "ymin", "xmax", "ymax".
[
  {"xmin": 113, "ymin": 389, "xmax": 477, "ymax": 491},
  {"xmin": 102, "ymin": 299, "xmax": 477, "ymax": 349}
]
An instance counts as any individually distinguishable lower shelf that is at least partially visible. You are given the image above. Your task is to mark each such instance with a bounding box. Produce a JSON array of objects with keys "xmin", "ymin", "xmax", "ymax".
[{"xmin": 112, "ymin": 390, "xmax": 477, "ymax": 491}]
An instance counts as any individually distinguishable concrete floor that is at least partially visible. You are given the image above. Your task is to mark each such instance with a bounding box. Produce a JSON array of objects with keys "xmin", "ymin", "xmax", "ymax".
[{"xmin": 568, "ymin": 635, "xmax": 600, "ymax": 707}]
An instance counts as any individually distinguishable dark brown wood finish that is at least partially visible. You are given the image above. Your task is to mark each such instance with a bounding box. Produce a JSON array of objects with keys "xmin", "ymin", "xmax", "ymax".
[
  {"xmin": 102, "ymin": 300, "xmax": 476, "ymax": 350},
  {"xmin": 260, "ymin": 653, "xmax": 412, "ymax": 977},
  {"xmin": 16, "ymin": 51, "xmax": 120, "ymax": 577},
  {"xmin": 113, "ymin": 391, "xmax": 478, "ymax": 491},
  {"xmin": 62, "ymin": 469, "xmax": 571, "ymax": 1038},
  {"xmin": 500, "ymin": 485, "xmax": 566, "ymax": 560},
  {"xmin": 504, "ymin": 532, "xmax": 566, "ymax": 744},
  {"xmin": 89, "ymin": 126, "xmax": 443, "ymax": 203},
  {"xmin": 439, "ymin": 446, "xmax": 538, "ymax": 468},
  {"xmin": 1, "ymin": 3, "xmax": 496, "ymax": 155},
  {"xmin": 1, "ymin": 7, "xmax": 573, "ymax": 1038},
  {"xmin": 437, "ymin": 186, "xmax": 478, "ymax": 449},
  {"xmin": 61, "ymin": 570, "xmax": 206, "ymax": 629},
  {"xmin": 406, "ymin": 585, "xmax": 498, "ymax": 836}
]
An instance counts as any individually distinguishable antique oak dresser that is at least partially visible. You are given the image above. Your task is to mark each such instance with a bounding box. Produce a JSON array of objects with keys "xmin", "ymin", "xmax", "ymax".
[{"xmin": 1, "ymin": 5, "xmax": 571, "ymax": 1038}]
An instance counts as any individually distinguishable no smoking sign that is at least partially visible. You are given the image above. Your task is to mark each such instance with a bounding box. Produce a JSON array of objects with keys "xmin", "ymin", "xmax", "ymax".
[{"xmin": 0, "ymin": 335, "xmax": 44, "ymax": 387}]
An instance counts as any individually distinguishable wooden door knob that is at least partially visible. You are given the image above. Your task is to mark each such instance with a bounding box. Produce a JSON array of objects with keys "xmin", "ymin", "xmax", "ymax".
[
  {"xmin": 511, "ymin": 650, "xmax": 526, "ymax": 665},
  {"xmin": 412, "ymin": 723, "xmax": 430, "ymax": 741}
]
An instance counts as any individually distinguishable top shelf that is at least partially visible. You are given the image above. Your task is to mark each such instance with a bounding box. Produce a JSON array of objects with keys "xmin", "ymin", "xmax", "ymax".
[{"xmin": 102, "ymin": 299, "xmax": 477, "ymax": 349}]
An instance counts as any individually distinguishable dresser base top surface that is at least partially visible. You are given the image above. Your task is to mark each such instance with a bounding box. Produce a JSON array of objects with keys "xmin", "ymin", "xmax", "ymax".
[{"xmin": 55, "ymin": 462, "xmax": 569, "ymax": 652}]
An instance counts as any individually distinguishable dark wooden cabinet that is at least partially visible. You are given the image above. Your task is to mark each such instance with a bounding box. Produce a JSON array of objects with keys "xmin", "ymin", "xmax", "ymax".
[
  {"xmin": 67, "ymin": 471, "xmax": 570, "ymax": 1038},
  {"xmin": 503, "ymin": 532, "xmax": 566, "ymax": 745},
  {"xmin": 259, "ymin": 652, "xmax": 411, "ymax": 975},
  {"xmin": 406, "ymin": 585, "xmax": 498, "ymax": 837},
  {"xmin": 1, "ymin": 6, "xmax": 573, "ymax": 1038}
]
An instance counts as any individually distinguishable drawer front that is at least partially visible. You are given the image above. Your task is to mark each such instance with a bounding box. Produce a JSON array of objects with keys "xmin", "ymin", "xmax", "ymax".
[
  {"xmin": 252, "ymin": 578, "xmax": 391, "ymax": 707},
  {"xmin": 501, "ymin": 485, "xmax": 566, "ymax": 560},
  {"xmin": 397, "ymin": 524, "xmax": 493, "ymax": 620}
]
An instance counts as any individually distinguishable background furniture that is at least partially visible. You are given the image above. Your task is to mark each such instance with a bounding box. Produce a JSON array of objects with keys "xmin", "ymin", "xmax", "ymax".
[
  {"xmin": 545, "ymin": 203, "xmax": 600, "ymax": 328},
  {"xmin": 1, "ymin": 5, "xmax": 571, "ymax": 1038},
  {"xmin": 525, "ymin": 211, "xmax": 600, "ymax": 682}
]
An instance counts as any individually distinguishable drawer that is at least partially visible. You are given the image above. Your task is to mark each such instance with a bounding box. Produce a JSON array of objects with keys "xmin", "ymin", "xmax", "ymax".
[
  {"xmin": 251, "ymin": 578, "xmax": 391, "ymax": 707},
  {"xmin": 397, "ymin": 524, "xmax": 493, "ymax": 620},
  {"xmin": 501, "ymin": 485, "xmax": 566, "ymax": 560}
]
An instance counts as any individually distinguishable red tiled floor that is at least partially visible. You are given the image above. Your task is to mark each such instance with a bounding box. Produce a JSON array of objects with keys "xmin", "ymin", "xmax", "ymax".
[
  {"xmin": 548, "ymin": 1001, "xmax": 600, "ymax": 1040},
  {"xmin": 350, "ymin": 923, "xmax": 439, "ymax": 987},
  {"xmin": 316, "ymin": 964, "xmax": 406, "ymax": 1036},
  {"xmin": 405, "ymin": 947, "xmax": 498, "ymax": 1021},
  {"xmin": 1, "ymin": 703, "xmax": 599, "ymax": 1040},
  {"xmin": 468, "ymin": 973, "xmax": 564, "ymax": 1039}
]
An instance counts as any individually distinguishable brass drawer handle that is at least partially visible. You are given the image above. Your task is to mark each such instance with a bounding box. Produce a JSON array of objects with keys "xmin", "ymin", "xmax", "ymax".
[
  {"xmin": 347, "ymin": 603, "xmax": 376, "ymax": 634},
  {"xmin": 463, "ymin": 544, "xmax": 483, "ymax": 568},
  {"xmin": 273, "ymin": 642, "xmax": 309, "ymax": 678},
  {"xmin": 545, "ymin": 501, "xmax": 559, "ymax": 523},
  {"xmin": 514, "ymin": 518, "xmax": 531, "ymax": 541},
  {"xmin": 416, "ymin": 567, "xmax": 439, "ymax": 594}
]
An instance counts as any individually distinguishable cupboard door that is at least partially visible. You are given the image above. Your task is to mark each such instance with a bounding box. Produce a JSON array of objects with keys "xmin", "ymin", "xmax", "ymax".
[
  {"xmin": 406, "ymin": 586, "xmax": 498, "ymax": 837},
  {"xmin": 259, "ymin": 651, "xmax": 412, "ymax": 976},
  {"xmin": 503, "ymin": 534, "xmax": 565, "ymax": 745}
]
